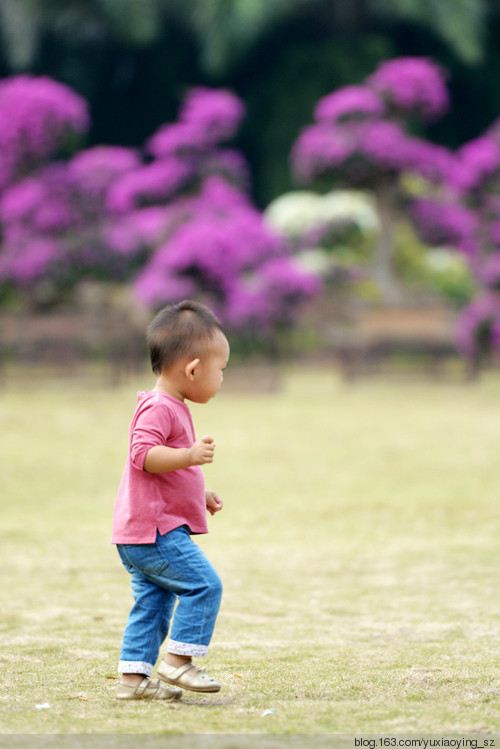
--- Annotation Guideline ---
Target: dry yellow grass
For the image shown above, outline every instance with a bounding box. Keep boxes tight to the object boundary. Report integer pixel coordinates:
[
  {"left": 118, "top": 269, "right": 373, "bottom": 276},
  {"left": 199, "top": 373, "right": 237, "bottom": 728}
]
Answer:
[{"left": 1, "top": 366, "right": 500, "bottom": 735}]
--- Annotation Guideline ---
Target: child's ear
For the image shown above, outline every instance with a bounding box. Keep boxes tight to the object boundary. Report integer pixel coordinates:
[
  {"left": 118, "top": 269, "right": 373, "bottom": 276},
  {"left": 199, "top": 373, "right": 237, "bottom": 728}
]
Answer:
[{"left": 185, "top": 358, "right": 200, "bottom": 381}]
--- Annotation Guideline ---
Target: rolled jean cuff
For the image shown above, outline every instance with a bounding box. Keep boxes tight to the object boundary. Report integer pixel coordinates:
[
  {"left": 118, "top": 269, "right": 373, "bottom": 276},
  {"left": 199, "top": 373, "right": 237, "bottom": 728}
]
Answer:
[
  {"left": 167, "top": 639, "right": 208, "bottom": 657},
  {"left": 118, "top": 660, "right": 153, "bottom": 677}
]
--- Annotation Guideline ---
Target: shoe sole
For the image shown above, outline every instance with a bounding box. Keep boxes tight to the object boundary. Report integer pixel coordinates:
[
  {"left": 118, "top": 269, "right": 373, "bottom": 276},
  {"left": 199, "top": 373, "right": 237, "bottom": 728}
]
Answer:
[
  {"left": 115, "top": 689, "right": 183, "bottom": 701},
  {"left": 115, "top": 694, "right": 182, "bottom": 701},
  {"left": 157, "top": 674, "right": 221, "bottom": 693}
]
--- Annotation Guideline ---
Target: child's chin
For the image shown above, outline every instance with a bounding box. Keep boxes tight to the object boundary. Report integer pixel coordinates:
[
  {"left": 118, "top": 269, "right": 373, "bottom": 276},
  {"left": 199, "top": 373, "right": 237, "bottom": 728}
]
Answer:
[{"left": 190, "top": 394, "right": 211, "bottom": 404}]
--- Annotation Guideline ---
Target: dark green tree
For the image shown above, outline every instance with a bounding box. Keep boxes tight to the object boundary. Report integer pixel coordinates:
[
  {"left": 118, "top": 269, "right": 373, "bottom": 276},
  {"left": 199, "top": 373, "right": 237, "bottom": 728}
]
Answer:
[
  {"left": 0, "top": 0, "right": 497, "bottom": 207},
  {"left": 0, "top": 0, "right": 490, "bottom": 74}
]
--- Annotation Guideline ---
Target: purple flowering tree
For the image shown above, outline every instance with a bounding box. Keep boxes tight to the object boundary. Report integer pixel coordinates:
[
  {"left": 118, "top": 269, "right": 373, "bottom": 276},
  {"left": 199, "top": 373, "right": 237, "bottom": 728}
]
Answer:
[
  {"left": 399, "top": 110, "right": 500, "bottom": 367},
  {"left": 107, "top": 87, "right": 321, "bottom": 336},
  {"left": 0, "top": 146, "right": 142, "bottom": 298},
  {"left": 446, "top": 129, "right": 500, "bottom": 363},
  {"left": 0, "top": 74, "right": 96, "bottom": 300},
  {"left": 0, "top": 75, "right": 89, "bottom": 191},
  {"left": 291, "top": 57, "right": 453, "bottom": 303},
  {"left": 0, "top": 80, "right": 320, "bottom": 338},
  {"left": 407, "top": 120, "right": 500, "bottom": 365}
]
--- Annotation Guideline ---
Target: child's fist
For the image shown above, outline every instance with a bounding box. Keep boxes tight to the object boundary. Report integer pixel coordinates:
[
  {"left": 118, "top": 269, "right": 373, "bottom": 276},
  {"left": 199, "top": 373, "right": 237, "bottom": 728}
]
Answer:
[
  {"left": 189, "top": 435, "right": 215, "bottom": 465},
  {"left": 206, "top": 490, "right": 223, "bottom": 516}
]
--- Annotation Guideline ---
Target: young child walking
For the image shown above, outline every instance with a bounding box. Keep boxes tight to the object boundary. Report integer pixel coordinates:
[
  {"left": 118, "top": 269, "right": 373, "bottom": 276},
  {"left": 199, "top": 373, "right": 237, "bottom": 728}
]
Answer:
[{"left": 112, "top": 300, "right": 230, "bottom": 701}]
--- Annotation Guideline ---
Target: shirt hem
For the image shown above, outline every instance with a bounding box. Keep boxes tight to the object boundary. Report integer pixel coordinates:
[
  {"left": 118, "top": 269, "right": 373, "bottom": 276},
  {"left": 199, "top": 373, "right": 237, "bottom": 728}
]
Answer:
[{"left": 111, "top": 524, "right": 208, "bottom": 545}]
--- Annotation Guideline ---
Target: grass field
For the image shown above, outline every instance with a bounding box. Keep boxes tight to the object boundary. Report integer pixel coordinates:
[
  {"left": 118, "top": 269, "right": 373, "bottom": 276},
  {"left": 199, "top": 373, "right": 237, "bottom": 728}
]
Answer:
[{"left": 1, "top": 365, "right": 500, "bottom": 736}]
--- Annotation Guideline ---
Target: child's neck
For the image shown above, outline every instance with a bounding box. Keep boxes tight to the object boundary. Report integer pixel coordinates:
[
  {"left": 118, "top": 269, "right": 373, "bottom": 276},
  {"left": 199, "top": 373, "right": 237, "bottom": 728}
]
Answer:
[{"left": 153, "top": 374, "right": 185, "bottom": 402}]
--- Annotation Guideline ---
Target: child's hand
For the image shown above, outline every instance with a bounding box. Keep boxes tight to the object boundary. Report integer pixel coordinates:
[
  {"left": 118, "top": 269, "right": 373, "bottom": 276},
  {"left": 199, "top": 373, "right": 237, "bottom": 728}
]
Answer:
[
  {"left": 189, "top": 435, "right": 215, "bottom": 465},
  {"left": 206, "top": 490, "right": 223, "bottom": 516}
]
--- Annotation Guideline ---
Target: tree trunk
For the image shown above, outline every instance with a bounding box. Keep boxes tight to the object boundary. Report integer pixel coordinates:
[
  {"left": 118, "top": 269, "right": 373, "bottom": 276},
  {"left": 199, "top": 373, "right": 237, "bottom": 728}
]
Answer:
[{"left": 372, "top": 182, "right": 405, "bottom": 305}]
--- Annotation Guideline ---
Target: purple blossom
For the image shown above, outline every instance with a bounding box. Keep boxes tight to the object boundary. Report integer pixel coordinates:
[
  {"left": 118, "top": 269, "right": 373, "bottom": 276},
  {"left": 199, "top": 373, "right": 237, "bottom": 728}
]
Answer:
[
  {"left": 134, "top": 261, "right": 197, "bottom": 307},
  {"left": 221, "top": 258, "right": 321, "bottom": 331},
  {"left": 0, "top": 237, "right": 61, "bottom": 285},
  {"left": 404, "top": 139, "right": 456, "bottom": 184},
  {"left": 104, "top": 206, "right": 176, "bottom": 255},
  {"left": 490, "top": 220, "right": 500, "bottom": 246},
  {"left": 145, "top": 95, "right": 249, "bottom": 196},
  {"left": 475, "top": 254, "right": 500, "bottom": 289},
  {"left": 0, "top": 177, "right": 46, "bottom": 224},
  {"left": 410, "top": 199, "right": 478, "bottom": 253},
  {"left": 0, "top": 93, "right": 136, "bottom": 292},
  {"left": 315, "top": 86, "right": 385, "bottom": 123},
  {"left": 132, "top": 177, "right": 319, "bottom": 330},
  {"left": 367, "top": 57, "right": 449, "bottom": 122},
  {"left": 0, "top": 158, "right": 132, "bottom": 287},
  {"left": 136, "top": 200, "right": 282, "bottom": 297},
  {"left": 131, "top": 172, "right": 297, "bottom": 319},
  {"left": 180, "top": 87, "right": 245, "bottom": 141},
  {"left": 291, "top": 123, "right": 355, "bottom": 183},
  {"left": 148, "top": 88, "right": 245, "bottom": 158},
  {"left": 481, "top": 194, "right": 500, "bottom": 220},
  {"left": 257, "top": 256, "right": 321, "bottom": 308},
  {"left": 0, "top": 75, "right": 89, "bottom": 190},
  {"left": 360, "top": 120, "right": 413, "bottom": 172},
  {"left": 0, "top": 165, "right": 78, "bottom": 234},
  {"left": 147, "top": 122, "right": 210, "bottom": 159},
  {"left": 69, "top": 146, "right": 141, "bottom": 199},
  {"left": 292, "top": 57, "right": 452, "bottom": 189},
  {"left": 292, "top": 119, "right": 433, "bottom": 186},
  {"left": 455, "top": 293, "right": 500, "bottom": 357},
  {"left": 201, "top": 149, "right": 250, "bottom": 190},
  {"left": 195, "top": 175, "right": 251, "bottom": 213},
  {"left": 451, "top": 136, "right": 500, "bottom": 195},
  {"left": 106, "top": 158, "right": 193, "bottom": 213}
]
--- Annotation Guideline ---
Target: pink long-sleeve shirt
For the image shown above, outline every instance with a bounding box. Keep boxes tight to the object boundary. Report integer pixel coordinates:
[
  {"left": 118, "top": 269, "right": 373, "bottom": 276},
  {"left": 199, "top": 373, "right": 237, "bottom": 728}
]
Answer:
[{"left": 111, "top": 391, "right": 208, "bottom": 544}]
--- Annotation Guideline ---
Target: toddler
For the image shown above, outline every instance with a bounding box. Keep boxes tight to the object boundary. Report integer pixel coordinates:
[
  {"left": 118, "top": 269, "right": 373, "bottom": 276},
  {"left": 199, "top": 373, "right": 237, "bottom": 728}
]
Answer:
[{"left": 112, "top": 300, "right": 230, "bottom": 700}]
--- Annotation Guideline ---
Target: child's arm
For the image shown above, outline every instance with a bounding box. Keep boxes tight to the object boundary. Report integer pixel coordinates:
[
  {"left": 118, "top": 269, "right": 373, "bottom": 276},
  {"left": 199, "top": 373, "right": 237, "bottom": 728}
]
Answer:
[{"left": 143, "top": 435, "right": 215, "bottom": 473}]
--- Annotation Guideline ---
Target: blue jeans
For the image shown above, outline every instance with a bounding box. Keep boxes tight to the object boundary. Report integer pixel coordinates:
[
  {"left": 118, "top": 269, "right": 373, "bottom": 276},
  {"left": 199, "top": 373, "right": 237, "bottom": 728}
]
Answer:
[{"left": 117, "top": 526, "right": 223, "bottom": 677}]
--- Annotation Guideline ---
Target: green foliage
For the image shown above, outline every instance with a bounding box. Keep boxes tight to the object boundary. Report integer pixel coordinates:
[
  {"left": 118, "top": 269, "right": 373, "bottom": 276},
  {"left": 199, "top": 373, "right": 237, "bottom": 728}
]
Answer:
[
  {"left": 172, "top": 0, "right": 489, "bottom": 72},
  {"left": 351, "top": 277, "right": 385, "bottom": 304},
  {"left": 30, "top": 0, "right": 163, "bottom": 44},
  {"left": 95, "top": 0, "right": 163, "bottom": 44},
  {"left": 166, "top": 0, "right": 316, "bottom": 75},
  {"left": 0, "top": 0, "right": 491, "bottom": 73},
  {"left": 393, "top": 222, "right": 477, "bottom": 305},
  {"left": 372, "top": 0, "right": 486, "bottom": 64}
]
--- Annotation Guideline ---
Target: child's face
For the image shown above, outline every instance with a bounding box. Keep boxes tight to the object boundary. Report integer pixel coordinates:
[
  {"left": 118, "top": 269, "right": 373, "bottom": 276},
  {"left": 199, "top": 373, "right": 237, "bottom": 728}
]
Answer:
[{"left": 188, "top": 332, "right": 230, "bottom": 403}]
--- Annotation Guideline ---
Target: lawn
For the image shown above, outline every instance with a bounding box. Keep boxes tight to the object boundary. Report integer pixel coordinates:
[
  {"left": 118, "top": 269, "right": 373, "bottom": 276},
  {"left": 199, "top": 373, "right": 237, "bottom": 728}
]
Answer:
[{"left": 1, "top": 365, "right": 500, "bottom": 736}]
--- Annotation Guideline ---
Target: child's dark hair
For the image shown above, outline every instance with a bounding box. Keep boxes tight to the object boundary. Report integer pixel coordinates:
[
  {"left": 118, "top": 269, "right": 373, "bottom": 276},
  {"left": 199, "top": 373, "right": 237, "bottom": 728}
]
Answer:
[{"left": 147, "top": 300, "right": 223, "bottom": 375}]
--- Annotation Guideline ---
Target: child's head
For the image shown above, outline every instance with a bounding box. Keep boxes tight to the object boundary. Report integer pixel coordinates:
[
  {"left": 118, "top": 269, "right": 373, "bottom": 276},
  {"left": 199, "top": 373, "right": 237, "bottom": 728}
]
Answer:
[{"left": 147, "top": 300, "right": 229, "bottom": 402}]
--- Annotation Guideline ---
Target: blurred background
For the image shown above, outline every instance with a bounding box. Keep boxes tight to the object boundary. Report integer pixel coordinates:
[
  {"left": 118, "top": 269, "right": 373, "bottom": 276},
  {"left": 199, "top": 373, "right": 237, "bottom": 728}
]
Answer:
[{"left": 1, "top": 0, "right": 500, "bottom": 383}]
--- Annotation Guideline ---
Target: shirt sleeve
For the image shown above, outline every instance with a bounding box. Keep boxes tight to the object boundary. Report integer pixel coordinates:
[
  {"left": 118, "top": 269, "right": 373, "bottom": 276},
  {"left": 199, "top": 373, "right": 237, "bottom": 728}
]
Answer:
[{"left": 130, "top": 401, "right": 173, "bottom": 471}]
